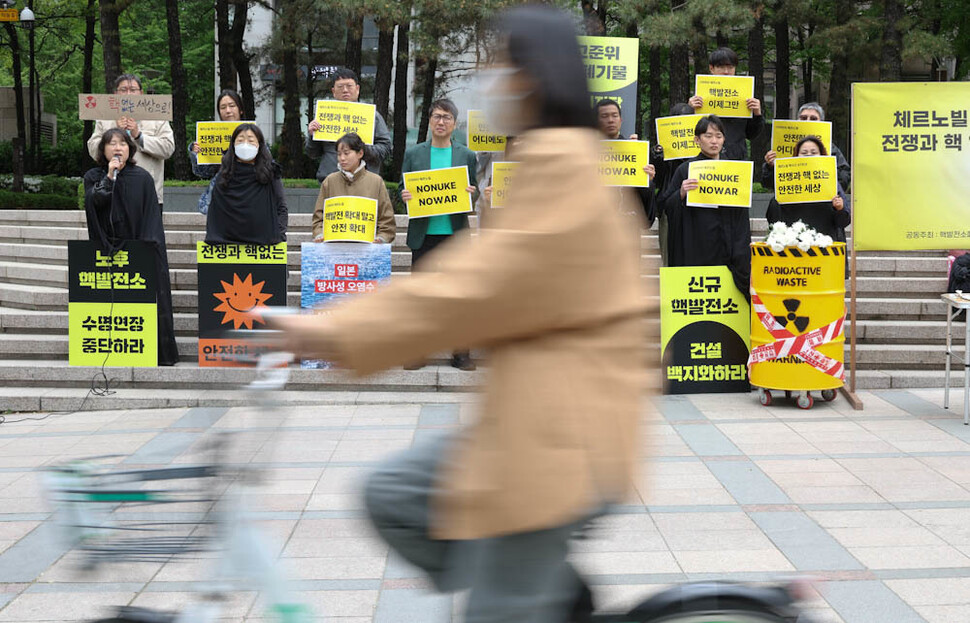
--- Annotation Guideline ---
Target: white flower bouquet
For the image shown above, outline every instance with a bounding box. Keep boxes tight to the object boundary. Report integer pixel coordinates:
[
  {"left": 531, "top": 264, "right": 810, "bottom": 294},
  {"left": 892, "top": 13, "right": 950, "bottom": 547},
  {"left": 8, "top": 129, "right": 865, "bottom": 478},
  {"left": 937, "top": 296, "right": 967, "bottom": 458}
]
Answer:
[{"left": 764, "top": 220, "right": 834, "bottom": 252}]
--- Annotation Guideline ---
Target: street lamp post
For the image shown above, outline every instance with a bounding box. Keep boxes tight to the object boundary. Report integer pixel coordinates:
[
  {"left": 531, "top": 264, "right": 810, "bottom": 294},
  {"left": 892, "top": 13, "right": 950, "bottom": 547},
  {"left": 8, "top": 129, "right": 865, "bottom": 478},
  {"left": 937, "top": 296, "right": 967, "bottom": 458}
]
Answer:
[{"left": 19, "top": 3, "right": 35, "bottom": 170}]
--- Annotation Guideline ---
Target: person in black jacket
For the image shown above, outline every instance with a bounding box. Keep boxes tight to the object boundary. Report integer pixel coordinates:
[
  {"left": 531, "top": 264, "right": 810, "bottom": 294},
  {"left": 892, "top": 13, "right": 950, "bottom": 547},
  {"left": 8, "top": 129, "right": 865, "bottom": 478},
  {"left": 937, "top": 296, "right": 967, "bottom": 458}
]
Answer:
[
  {"left": 595, "top": 98, "right": 656, "bottom": 226},
  {"left": 660, "top": 115, "right": 751, "bottom": 298},
  {"left": 761, "top": 102, "right": 852, "bottom": 191},
  {"left": 688, "top": 48, "right": 764, "bottom": 162},
  {"left": 83, "top": 128, "right": 179, "bottom": 366}
]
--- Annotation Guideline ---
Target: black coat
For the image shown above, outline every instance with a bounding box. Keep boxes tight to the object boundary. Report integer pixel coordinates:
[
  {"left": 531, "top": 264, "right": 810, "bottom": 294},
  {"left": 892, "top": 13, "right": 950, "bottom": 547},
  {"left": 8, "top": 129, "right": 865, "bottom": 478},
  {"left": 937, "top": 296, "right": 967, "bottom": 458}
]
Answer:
[
  {"left": 83, "top": 165, "right": 179, "bottom": 366},
  {"left": 205, "top": 161, "right": 287, "bottom": 245},
  {"left": 765, "top": 185, "right": 851, "bottom": 244},
  {"left": 721, "top": 114, "right": 765, "bottom": 161},
  {"left": 660, "top": 154, "right": 752, "bottom": 298}
]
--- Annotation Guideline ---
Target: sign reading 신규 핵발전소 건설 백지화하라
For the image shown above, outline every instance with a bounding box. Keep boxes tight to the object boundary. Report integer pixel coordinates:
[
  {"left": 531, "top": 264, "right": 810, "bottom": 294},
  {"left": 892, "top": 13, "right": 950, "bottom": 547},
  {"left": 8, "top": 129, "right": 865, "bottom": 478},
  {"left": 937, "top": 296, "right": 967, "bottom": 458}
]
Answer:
[{"left": 578, "top": 36, "right": 639, "bottom": 139}]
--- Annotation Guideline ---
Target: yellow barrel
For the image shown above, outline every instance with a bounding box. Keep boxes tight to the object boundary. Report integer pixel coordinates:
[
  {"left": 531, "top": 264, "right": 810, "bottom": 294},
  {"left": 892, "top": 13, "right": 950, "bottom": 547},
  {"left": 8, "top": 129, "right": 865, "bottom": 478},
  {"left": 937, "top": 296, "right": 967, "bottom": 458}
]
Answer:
[{"left": 749, "top": 242, "right": 846, "bottom": 391}]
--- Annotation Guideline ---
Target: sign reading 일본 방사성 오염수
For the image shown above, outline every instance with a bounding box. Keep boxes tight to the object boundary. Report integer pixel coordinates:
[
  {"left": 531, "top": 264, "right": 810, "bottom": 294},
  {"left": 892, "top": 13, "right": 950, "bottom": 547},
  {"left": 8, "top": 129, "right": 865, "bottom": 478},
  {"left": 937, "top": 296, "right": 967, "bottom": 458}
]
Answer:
[
  {"left": 322, "top": 196, "right": 377, "bottom": 242},
  {"left": 660, "top": 266, "right": 751, "bottom": 394},
  {"left": 774, "top": 156, "right": 838, "bottom": 204},
  {"left": 195, "top": 121, "right": 248, "bottom": 165},
  {"left": 686, "top": 159, "right": 753, "bottom": 208},
  {"left": 771, "top": 120, "right": 832, "bottom": 159},
  {"left": 599, "top": 140, "right": 650, "bottom": 187},
  {"left": 312, "top": 100, "right": 376, "bottom": 145},
  {"left": 655, "top": 114, "right": 703, "bottom": 161},
  {"left": 403, "top": 166, "right": 473, "bottom": 218},
  {"left": 68, "top": 241, "right": 158, "bottom": 367},
  {"left": 78, "top": 94, "right": 173, "bottom": 121},
  {"left": 853, "top": 82, "right": 970, "bottom": 251},
  {"left": 467, "top": 110, "right": 507, "bottom": 152},
  {"left": 694, "top": 75, "right": 754, "bottom": 118},
  {"left": 490, "top": 162, "right": 520, "bottom": 208},
  {"left": 197, "top": 242, "right": 288, "bottom": 367},
  {"left": 300, "top": 242, "right": 392, "bottom": 369},
  {"left": 578, "top": 36, "right": 639, "bottom": 139}
]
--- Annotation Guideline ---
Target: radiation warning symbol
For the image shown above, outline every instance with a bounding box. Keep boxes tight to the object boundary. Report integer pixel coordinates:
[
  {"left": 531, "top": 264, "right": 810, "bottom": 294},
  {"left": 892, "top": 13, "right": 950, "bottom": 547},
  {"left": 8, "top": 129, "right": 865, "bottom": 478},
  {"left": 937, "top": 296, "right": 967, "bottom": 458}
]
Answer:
[
  {"left": 773, "top": 298, "right": 810, "bottom": 333},
  {"left": 213, "top": 273, "right": 273, "bottom": 329}
]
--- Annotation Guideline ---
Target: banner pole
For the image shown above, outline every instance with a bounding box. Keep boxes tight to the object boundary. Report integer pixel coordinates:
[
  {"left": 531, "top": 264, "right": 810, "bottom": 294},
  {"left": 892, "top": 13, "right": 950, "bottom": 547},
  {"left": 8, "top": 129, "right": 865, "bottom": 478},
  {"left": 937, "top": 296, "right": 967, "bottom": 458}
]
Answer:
[{"left": 841, "top": 83, "right": 864, "bottom": 410}]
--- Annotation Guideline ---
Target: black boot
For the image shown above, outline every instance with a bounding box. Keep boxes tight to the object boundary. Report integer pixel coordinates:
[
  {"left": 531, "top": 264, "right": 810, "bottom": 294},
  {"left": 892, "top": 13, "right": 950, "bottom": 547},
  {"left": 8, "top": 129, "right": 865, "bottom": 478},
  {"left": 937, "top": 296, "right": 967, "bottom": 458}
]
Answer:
[{"left": 567, "top": 577, "right": 595, "bottom": 622}]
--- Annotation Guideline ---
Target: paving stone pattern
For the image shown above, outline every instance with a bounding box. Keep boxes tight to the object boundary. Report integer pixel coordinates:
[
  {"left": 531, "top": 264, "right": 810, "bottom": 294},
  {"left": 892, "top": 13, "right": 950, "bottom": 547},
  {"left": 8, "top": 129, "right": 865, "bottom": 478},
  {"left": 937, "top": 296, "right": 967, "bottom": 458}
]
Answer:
[{"left": 1, "top": 389, "right": 969, "bottom": 621}]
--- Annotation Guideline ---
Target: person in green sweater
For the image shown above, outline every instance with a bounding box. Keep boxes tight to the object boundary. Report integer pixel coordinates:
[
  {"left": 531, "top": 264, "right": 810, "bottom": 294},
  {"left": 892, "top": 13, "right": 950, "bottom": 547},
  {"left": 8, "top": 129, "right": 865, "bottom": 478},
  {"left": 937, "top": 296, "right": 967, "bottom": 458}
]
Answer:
[{"left": 400, "top": 98, "right": 480, "bottom": 371}]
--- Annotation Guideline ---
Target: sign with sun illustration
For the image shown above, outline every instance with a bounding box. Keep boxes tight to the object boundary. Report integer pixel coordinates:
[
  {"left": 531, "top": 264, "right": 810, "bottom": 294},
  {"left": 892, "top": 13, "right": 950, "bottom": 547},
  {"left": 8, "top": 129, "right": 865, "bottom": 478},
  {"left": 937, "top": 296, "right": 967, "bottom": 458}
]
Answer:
[{"left": 197, "top": 242, "right": 287, "bottom": 367}]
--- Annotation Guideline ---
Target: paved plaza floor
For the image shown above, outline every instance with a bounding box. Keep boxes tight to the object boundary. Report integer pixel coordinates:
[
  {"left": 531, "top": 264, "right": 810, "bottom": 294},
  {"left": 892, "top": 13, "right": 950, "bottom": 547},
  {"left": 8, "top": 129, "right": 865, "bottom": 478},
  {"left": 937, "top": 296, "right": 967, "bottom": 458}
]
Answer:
[{"left": 1, "top": 388, "right": 969, "bottom": 622}]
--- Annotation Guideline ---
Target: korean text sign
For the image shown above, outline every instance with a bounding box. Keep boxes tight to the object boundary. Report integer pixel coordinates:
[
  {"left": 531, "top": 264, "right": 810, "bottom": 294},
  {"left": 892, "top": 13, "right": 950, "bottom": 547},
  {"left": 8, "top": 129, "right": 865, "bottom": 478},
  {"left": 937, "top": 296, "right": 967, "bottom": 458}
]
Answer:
[
  {"left": 313, "top": 100, "right": 376, "bottom": 145},
  {"left": 774, "top": 156, "right": 838, "bottom": 204},
  {"left": 467, "top": 110, "right": 507, "bottom": 152},
  {"left": 578, "top": 36, "right": 639, "bottom": 138},
  {"left": 686, "top": 160, "right": 753, "bottom": 208},
  {"left": 490, "top": 162, "right": 520, "bottom": 208},
  {"left": 195, "top": 121, "right": 247, "bottom": 165},
  {"left": 403, "top": 166, "right": 473, "bottom": 218},
  {"left": 78, "top": 94, "right": 174, "bottom": 121},
  {"left": 694, "top": 75, "right": 754, "bottom": 118},
  {"left": 322, "top": 196, "right": 378, "bottom": 242},
  {"left": 771, "top": 120, "right": 832, "bottom": 158},
  {"left": 599, "top": 140, "right": 650, "bottom": 187},
  {"left": 655, "top": 115, "right": 704, "bottom": 160}
]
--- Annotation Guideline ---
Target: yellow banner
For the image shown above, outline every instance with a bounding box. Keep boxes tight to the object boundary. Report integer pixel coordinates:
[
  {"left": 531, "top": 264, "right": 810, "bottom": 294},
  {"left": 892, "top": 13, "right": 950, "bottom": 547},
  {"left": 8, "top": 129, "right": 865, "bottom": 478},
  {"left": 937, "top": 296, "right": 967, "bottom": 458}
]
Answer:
[
  {"left": 467, "top": 110, "right": 506, "bottom": 152},
  {"left": 312, "top": 100, "right": 376, "bottom": 144},
  {"left": 655, "top": 114, "right": 703, "bottom": 160},
  {"left": 69, "top": 302, "right": 157, "bottom": 367},
  {"left": 195, "top": 121, "right": 247, "bottom": 165},
  {"left": 774, "top": 156, "right": 838, "bottom": 204},
  {"left": 197, "top": 242, "right": 288, "bottom": 264},
  {"left": 771, "top": 120, "right": 832, "bottom": 158},
  {"left": 854, "top": 82, "right": 970, "bottom": 250},
  {"left": 403, "top": 166, "right": 473, "bottom": 218},
  {"left": 577, "top": 36, "right": 639, "bottom": 92},
  {"left": 694, "top": 75, "right": 753, "bottom": 118},
  {"left": 599, "top": 140, "right": 650, "bottom": 187},
  {"left": 323, "top": 196, "right": 378, "bottom": 242},
  {"left": 490, "top": 162, "right": 520, "bottom": 208},
  {"left": 686, "top": 160, "right": 753, "bottom": 208}
]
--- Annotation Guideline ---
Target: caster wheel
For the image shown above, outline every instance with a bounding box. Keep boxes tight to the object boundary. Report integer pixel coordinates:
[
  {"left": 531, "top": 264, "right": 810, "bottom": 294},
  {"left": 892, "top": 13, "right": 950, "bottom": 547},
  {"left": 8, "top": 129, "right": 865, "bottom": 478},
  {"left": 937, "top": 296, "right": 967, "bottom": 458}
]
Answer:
[
  {"left": 821, "top": 389, "right": 837, "bottom": 402},
  {"left": 797, "top": 394, "right": 814, "bottom": 410},
  {"left": 758, "top": 389, "right": 772, "bottom": 406}
]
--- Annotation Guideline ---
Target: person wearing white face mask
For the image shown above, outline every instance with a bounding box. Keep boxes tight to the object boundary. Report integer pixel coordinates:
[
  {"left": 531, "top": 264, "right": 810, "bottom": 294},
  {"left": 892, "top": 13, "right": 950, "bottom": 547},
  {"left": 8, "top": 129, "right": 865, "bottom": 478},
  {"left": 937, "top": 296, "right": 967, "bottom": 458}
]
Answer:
[{"left": 204, "top": 123, "right": 287, "bottom": 245}]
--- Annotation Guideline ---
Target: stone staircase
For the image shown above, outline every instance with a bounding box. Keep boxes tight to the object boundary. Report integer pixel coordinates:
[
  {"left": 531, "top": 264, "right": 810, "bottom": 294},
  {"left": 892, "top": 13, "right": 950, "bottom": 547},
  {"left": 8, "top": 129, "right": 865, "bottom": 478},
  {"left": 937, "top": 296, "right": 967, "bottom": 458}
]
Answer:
[{"left": 0, "top": 209, "right": 960, "bottom": 411}]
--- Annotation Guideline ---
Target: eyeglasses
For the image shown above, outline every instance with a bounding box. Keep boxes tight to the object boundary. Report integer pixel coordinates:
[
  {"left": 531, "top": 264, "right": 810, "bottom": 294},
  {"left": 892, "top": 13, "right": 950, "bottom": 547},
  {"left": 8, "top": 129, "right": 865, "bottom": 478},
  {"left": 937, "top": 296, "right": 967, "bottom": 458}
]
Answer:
[
  {"left": 334, "top": 83, "right": 357, "bottom": 92},
  {"left": 431, "top": 114, "right": 454, "bottom": 123},
  {"left": 116, "top": 87, "right": 141, "bottom": 94}
]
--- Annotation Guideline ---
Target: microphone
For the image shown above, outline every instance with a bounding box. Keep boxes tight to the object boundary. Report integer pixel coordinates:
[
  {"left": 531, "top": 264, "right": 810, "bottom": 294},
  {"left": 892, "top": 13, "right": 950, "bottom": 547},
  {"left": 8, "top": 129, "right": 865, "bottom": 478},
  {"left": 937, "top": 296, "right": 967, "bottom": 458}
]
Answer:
[{"left": 110, "top": 155, "right": 121, "bottom": 180}]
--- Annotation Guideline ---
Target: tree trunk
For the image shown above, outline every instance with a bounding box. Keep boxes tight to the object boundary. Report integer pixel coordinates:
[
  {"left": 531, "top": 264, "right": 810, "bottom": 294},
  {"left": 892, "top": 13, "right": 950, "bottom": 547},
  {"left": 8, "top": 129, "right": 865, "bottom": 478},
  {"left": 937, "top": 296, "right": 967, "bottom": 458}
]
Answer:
[
  {"left": 374, "top": 20, "right": 395, "bottom": 120},
  {"left": 306, "top": 29, "right": 316, "bottom": 126},
  {"left": 828, "top": 0, "right": 853, "bottom": 163},
  {"left": 98, "top": 0, "right": 126, "bottom": 91},
  {"left": 748, "top": 8, "right": 767, "bottom": 180},
  {"left": 3, "top": 24, "right": 26, "bottom": 155},
  {"left": 416, "top": 56, "right": 437, "bottom": 144},
  {"left": 391, "top": 20, "right": 410, "bottom": 181},
  {"left": 82, "top": 0, "right": 96, "bottom": 151},
  {"left": 692, "top": 15, "right": 708, "bottom": 76},
  {"left": 670, "top": 44, "right": 690, "bottom": 106},
  {"left": 164, "top": 0, "right": 191, "bottom": 180},
  {"left": 216, "top": 0, "right": 235, "bottom": 91},
  {"left": 230, "top": 1, "right": 254, "bottom": 118},
  {"left": 344, "top": 13, "right": 363, "bottom": 77},
  {"left": 649, "top": 45, "right": 662, "bottom": 139},
  {"left": 279, "top": 0, "right": 304, "bottom": 176},
  {"left": 774, "top": 14, "right": 790, "bottom": 119},
  {"left": 880, "top": 0, "right": 903, "bottom": 81}
]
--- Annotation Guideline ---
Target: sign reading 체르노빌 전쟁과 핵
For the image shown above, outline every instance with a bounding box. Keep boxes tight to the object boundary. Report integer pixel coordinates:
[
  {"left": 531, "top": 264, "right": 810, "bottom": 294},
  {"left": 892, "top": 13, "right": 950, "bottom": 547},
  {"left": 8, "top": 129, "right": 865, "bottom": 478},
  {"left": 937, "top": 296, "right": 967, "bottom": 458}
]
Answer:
[
  {"left": 853, "top": 82, "right": 970, "bottom": 250},
  {"left": 578, "top": 36, "right": 639, "bottom": 139}
]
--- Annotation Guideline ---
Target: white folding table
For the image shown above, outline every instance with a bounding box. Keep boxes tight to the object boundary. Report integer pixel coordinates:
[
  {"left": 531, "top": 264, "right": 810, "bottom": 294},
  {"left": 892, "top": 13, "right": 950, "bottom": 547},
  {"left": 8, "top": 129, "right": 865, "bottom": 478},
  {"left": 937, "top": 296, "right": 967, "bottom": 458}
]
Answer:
[{"left": 942, "top": 292, "right": 970, "bottom": 425}]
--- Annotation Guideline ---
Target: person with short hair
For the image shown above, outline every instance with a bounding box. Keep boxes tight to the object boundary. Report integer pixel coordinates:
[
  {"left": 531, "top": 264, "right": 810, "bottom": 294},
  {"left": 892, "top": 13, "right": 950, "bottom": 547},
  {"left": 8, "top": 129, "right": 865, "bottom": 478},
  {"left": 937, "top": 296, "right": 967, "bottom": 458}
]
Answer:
[
  {"left": 653, "top": 103, "right": 697, "bottom": 266},
  {"left": 83, "top": 128, "right": 178, "bottom": 366},
  {"left": 761, "top": 102, "right": 852, "bottom": 191},
  {"left": 399, "top": 98, "right": 479, "bottom": 371},
  {"left": 311, "top": 132, "right": 396, "bottom": 244},
  {"left": 594, "top": 98, "right": 656, "bottom": 227},
  {"left": 305, "top": 68, "right": 392, "bottom": 183},
  {"left": 661, "top": 114, "right": 751, "bottom": 297},
  {"left": 688, "top": 48, "right": 764, "bottom": 162},
  {"left": 87, "top": 74, "right": 175, "bottom": 209},
  {"left": 204, "top": 123, "right": 287, "bottom": 245}
]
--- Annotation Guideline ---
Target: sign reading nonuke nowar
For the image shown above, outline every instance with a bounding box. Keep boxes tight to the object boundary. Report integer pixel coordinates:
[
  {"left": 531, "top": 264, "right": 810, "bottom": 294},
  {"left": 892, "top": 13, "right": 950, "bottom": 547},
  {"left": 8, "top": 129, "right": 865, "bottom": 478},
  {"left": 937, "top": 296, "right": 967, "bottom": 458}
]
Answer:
[
  {"left": 403, "top": 166, "right": 473, "bottom": 218},
  {"left": 686, "top": 160, "right": 753, "bottom": 208},
  {"left": 774, "top": 156, "right": 838, "bottom": 204},
  {"left": 599, "top": 140, "right": 650, "bottom": 187},
  {"left": 312, "top": 100, "right": 376, "bottom": 144},
  {"left": 694, "top": 75, "right": 754, "bottom": 118},
  {"left": 323, "top": 196, "right": 377, "bottom": 242}
]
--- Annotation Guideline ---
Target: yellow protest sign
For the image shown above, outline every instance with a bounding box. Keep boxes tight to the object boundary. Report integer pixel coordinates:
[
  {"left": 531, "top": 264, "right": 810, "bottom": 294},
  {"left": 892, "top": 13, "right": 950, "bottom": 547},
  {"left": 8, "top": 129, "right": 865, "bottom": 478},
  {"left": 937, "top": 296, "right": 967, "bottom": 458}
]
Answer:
[
  {"left": 196, "top": 242, "right": 288, "bottom": 264},
  {"left": 694, "top": 75, "right": 754, "bottom": 118},
  {"left": 686, "top": 160, "right": 753, "bottom": 208},
  {"left": 655, "top": 115, "right": 703, "bottom": 160},
  {"left": 774, "top": 156, "right": 838, "bottom": 204},
  {"left": 771, "top": 120, "right": 832, "bottom": 158},
  {"left": 853, "top": 82, "right": 970, "bottom": 250},
  {"left": 490, "top": 162, "right": 520, "bottom": 208},
  {"left": 403, "top": 166, "right": 473, "bottom": 218},
  {"left": 69, "top": 302, "right": 158, "bottom": 367},
  {"left": 322, "top": 196, "right": 378, "bottom": 242},
  {"left": 312, "top": 100, "right": 376, "bottom": 144},
  {"left": 195, "top": 121, "right": 247, "bottom": 165},
  {"left": 467, "top": 110, "right": 506, "bottom": 152},
  {"left": 599, "top": 140, "right": 650, "bottom": 187},
  {"left": 578, "top": 36, "right": 639, "bottom": 138}
]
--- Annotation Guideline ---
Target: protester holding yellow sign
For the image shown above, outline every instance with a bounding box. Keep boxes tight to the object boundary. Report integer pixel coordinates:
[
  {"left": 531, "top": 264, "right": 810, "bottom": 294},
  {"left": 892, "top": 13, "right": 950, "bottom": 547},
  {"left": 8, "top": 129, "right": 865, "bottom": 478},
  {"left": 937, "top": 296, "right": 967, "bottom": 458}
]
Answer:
[
  {"left": 596, "top": 99, "right": 656, "bottom": 227},
  {"left": 403, "top": 167, "right": 474, "bottom": 218},
  {"left": 688, "top": 48, "right": 764, "bottom": 162},
  {"left": 660, "top": 114, "right": 752, "bottom": 297},
  {"left": 319, "top": 197, "right": 378, "bottom": 243},
  {"left": 655, "top": 113, "right": 704, "bottom": 161},
  {"left": 189, "top": 89, "right": 244, "bottom": 178},
  {"left": 312, "top": 100, "right": 376, "bottom": 144},
  {"left": 312, "top": 133, "right": 396, "bottom": 244},
  {"left": 767, "top": 136, "right": 849, "bottom": 244},
  {"left": 488, "top": 161, "right": 520, "bottom": 209},
  {"left": 762, "top": 102, "right": 851, "bottom": 191}
]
